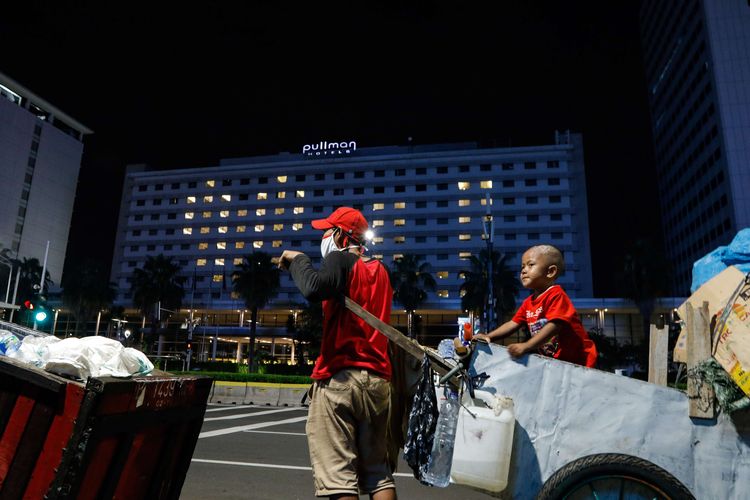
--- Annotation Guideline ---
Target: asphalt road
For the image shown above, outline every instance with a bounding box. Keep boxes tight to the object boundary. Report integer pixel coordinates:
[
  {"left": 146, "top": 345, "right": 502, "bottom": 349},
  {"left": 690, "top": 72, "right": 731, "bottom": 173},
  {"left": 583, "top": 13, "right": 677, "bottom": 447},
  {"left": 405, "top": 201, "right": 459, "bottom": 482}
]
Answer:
[{"left": 181, "top": 403, "right": 493, "bottom": 499}]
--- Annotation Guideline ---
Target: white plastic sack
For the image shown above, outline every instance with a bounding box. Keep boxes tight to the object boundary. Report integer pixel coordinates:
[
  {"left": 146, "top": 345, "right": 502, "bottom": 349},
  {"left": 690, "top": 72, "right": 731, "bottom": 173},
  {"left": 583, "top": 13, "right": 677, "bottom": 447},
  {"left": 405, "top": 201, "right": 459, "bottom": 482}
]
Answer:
[
  {"left": 8, "top": 335, "right": 61, "bottom": 367},
  {"left": 41, "top": 336, "right": 153, "bottom": 379}
]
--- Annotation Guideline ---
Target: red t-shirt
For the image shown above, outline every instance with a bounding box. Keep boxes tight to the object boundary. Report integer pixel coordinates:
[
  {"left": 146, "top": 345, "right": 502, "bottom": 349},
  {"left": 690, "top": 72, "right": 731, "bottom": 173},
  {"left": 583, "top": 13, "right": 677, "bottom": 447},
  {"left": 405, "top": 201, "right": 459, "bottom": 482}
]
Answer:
[
  {"left": 512, "top": 285, "right": 598, "bottom": 367},
  {"left": 313, "top": 258, "right": 392, "bottom": 380}
]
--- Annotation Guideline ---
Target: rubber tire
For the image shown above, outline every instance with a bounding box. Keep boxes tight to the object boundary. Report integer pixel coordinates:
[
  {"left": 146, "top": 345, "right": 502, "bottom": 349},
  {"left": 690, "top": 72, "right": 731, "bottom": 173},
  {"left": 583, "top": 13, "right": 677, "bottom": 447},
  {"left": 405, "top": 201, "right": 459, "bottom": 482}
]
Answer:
[{"left": 536, "top": 453, "right": 695, "bottom": 500}]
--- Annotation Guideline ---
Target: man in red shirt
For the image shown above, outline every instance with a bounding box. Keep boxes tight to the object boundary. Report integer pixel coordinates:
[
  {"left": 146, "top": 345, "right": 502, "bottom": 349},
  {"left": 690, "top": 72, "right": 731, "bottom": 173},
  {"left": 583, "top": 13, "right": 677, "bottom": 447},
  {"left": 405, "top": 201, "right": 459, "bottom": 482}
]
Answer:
[
  {"left": 279, "top": 207, "right": 396, "bottom": 500},
  {"left": 474, "top": 244, "right": 598, "bottom": 367}
]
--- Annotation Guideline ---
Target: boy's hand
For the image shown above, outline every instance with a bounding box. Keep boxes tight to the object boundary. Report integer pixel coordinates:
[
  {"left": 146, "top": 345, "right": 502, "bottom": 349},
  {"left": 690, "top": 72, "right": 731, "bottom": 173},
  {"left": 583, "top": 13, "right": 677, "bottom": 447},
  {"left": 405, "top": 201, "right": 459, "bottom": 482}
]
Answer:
[
  {"left": 473, "top": 333, "right": 492, "bottom": 343},
  {"left": 507, "top": 342, "right": 531, "bottom": 357}
]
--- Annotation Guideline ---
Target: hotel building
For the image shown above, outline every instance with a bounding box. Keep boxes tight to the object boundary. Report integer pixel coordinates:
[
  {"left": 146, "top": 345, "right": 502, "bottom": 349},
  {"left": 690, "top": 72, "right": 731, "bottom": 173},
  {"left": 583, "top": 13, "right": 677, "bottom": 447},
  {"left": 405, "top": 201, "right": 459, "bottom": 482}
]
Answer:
[
  {"left": 0, "top": 72, "right": 92, "bottom": 285},
  {"left": 639, "top": 0, "right": 750, "bottom": 294}
]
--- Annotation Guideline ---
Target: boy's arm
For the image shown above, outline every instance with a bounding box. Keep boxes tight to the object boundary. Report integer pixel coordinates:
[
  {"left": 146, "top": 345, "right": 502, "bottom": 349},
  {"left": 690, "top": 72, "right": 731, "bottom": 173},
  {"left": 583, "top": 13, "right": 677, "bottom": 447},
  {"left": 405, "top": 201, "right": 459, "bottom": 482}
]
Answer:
[
  {"left": 507, "top": 320, "right": 561, "bottom": 357},
  {"left": 474, "top": 320, "right": 521, "bottom": 343}
]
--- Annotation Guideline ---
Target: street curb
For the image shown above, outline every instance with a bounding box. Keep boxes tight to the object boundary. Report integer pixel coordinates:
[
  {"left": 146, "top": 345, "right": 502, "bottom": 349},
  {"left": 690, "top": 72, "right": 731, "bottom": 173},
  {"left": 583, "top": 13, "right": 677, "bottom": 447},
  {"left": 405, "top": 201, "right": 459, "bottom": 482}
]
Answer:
[{"left": 209, "top": 381, "right": 309, "bottom": 406}]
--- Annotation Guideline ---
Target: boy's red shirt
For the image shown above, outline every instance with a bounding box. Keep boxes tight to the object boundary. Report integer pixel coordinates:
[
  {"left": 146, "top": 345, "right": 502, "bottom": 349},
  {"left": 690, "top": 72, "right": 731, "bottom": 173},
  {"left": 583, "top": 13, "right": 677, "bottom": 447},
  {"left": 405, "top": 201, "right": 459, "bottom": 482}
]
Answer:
[{"left": 512, "top": 285, "right": 598, "bottom": 367}]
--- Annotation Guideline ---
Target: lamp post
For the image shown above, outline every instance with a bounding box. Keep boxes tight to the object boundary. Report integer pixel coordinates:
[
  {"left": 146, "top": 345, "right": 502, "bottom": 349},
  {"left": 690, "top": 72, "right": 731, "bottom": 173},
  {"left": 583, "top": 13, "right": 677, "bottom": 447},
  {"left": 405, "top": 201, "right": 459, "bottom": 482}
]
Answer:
[{"left": 481, "top": 193, "right": 495, "bottom": 330}]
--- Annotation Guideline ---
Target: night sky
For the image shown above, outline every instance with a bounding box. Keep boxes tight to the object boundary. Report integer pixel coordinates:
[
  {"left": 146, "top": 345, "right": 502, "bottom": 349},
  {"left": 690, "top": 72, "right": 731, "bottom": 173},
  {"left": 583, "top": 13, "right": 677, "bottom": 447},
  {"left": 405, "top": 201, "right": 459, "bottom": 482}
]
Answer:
[{"left": 0, "top": 3, "right": 660, "bottom": 296}]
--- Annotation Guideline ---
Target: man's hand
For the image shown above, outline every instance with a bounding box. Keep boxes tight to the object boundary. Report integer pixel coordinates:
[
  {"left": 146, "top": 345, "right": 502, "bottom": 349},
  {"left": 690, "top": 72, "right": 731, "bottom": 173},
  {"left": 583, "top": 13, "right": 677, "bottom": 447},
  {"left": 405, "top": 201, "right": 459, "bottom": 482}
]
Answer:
[
  {"left": 507, "top": 342, "right": 531, "bottom": 358},
  {"left": 278, "top": 250, "right": 303, "bottom": 270}
]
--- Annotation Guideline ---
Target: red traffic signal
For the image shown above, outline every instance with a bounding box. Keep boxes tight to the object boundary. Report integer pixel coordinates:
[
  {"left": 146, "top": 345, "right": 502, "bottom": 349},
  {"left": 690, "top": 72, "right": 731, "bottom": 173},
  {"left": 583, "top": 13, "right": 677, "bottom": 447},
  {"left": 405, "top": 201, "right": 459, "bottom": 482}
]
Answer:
[{"left": 23, "top": 300, "right": 34, "bottom": 310}]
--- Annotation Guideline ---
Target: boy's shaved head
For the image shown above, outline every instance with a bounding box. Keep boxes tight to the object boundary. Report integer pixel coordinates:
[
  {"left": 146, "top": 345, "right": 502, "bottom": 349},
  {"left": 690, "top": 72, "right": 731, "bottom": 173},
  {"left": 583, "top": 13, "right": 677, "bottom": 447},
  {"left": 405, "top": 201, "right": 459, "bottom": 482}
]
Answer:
[{"left": 528, "top": 245, "right": 565, "bottom": 275}]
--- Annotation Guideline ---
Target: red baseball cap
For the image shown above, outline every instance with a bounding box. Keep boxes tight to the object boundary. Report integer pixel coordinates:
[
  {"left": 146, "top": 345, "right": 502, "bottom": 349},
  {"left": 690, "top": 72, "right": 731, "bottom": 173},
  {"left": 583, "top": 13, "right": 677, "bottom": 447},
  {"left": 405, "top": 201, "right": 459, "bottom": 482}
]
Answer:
[{"left": 311, "top": 206, "right": 368, "bottom": 240}]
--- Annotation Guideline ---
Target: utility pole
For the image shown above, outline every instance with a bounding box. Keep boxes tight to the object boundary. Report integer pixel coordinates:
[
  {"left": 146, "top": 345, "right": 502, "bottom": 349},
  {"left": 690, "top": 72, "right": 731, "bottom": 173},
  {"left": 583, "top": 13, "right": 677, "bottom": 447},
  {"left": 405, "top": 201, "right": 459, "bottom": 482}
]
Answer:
[{"left": 482, "top": 193, "right": 495, "bottom": 330}]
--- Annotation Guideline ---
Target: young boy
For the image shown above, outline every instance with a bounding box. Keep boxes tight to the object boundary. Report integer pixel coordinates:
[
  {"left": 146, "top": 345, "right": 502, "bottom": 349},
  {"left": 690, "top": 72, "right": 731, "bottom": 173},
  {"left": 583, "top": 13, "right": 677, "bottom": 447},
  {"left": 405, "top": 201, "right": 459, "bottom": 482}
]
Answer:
[{"left": 474, "top": 244, "right": 598, "bottom": 367}]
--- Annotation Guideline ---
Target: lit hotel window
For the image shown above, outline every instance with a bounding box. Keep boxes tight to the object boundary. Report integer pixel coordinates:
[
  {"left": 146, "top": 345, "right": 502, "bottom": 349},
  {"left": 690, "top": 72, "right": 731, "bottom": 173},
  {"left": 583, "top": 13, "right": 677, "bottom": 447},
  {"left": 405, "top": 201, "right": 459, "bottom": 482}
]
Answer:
[
  {"left": 437, "top": 271, "right": 449, "bottom": 279},
  {"left": 394, "top": 202, "right": 406, "bottom": 209},
  {"left": 481, "top": 197, "right": 494, "bottom": 206},
  {"left": 480, "top": 180, "right": 493, "bottom": 189},
  {"left": 238, "top": 209, "right": 248, "bottom": 217},
  {"left": 373, "top": 203, "right": 384, "bottom": 211},
  {"left": 393, "top": 254, "right": 404, "bottom": 260},
  {"left": 235, "top": 242, "right": 245, "bottom": 249},
  {"left": 220, "top": 210, "right": 229, "bottom": 218},
  {"left": 234, "top": 258, "right": 243, "bottom": 265},
  {"left": 459, "top": 234, "right": 471, "bottom": 241},
  {"left": 459, "top": 252, "right": 472, "bottom": 259},
  {"left": 394, "top": 236, "right": 406, "bottom": 244},
  {"left": 272, "top": 240, "right": 283, "bottom": 248},
  {"left": 200, "top": 227, "right": 210, "bottom": 234},
  {"left": 256, "top": 208, "right": 266, "bottom": 216},
  {"left": 277, "top": 176, "right": 287, "bottom": 183},
  {"left": 213, "top": 274, "right": 223, "bottom": 282},
  {"left": 221, "top": 194, "right": 231, "bottom": 202},
  {"left": 394, "top": 219, "right": 405, "bottom": 226},
  {"left": 215, "top": 258, "right": 225, "bottom": 266},
  {"left": 204, "top": 195, "right": 213, "bottom": 203},
  {"left": 216, "top": 242, "right": 227, "bottom": 250},
  {"left": 458, "top": 182, "right": 470, "bottom": 191},
  {"left": 373, "top": 236, "right": 384, "bottom": 244},
  {"left": 187, "top": 196, "right": 196, "bottom": 204},
  {"left": 292, "top": 223, "right": 303, "bottom": 231},
  {"left": 373, "top": 254, "right": 383, "bottom": 259},
  {"left": 198, "top": 243, "right": 208, "bottom": 250},
  {"left": 255, "top": 225, "right": 264, "bottom": 232},
  {"left": 274, "top": 224, "right": 284, "bottom": 231},
  {"left": 206, "top": 180, "right": 215, "bottom": 187},
  {"left": 203, "top": 211, "right": 212, "bottom": 218},
  {"left": 459, "top": 217, "right": 471, "bottom": 224},
  {"left": 197, "top": 259, "right": 206, "bottom": 266},
  {"left": 236, "top": 225, "right": 246, "bottom": 233},
  {"left": 258, "top": 192, "right": 267, "bottom": 200},
  {"left": 294, "top": 206, "right": 304, "bottom": 214},
  {"left": 373, "top": 220, "right": 384, "bottom": 227},
  {"left": 218, "top": 226, "right": 228, "bottom": 234},
  {"left": 458, "top": 199, "right": 470, "bottom": 207},
  {"left": 277, "top": 191, "right": 286, "bottom": 199},
  {"left": 296, "top": 190, "right": 305, "bottom": 198},
  {"left": 253, "top": 241, "right": 263, "bottom": 248},
  {"left": 437, "top": 290, "right": 449, "bottom": 298},
  {"left": 184, "top": 212, "right": 194, "bottom": 220},
  {"left": 275, "top": 208, "right": 285, "bottom": 215},
  {"left": 183, "top": 227, "right": 192, "bottom": 235}
]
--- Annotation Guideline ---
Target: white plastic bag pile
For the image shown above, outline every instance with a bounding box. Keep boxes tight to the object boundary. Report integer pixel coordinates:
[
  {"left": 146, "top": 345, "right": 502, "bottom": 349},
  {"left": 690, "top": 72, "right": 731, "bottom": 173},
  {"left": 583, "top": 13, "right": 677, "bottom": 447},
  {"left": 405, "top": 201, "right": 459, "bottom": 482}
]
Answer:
[{"left": 6, "top": 334, "right": 153, "bottom": 380}]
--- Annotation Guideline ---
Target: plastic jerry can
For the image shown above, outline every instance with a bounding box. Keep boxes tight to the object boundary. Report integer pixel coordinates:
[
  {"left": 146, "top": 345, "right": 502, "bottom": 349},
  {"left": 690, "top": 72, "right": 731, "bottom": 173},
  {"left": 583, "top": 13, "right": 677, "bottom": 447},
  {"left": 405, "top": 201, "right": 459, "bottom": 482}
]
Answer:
[{"left": 450, "top": 394, "right": 515, "bottom": 492}]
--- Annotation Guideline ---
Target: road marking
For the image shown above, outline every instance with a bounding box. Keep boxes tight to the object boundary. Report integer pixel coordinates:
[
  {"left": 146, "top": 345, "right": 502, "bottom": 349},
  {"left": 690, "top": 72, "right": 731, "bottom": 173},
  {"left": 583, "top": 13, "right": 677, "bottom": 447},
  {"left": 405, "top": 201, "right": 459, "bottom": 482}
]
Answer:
[
  {"left": 206, "top": 405, "right": 253, "bottom": 413},
  {"left": 190, "top": 458, "right": 413, "bottom": 477},
  {"left": 243, "top": 430, "right": 306, "bottom": 436},
  {"left": 199, "top": 415, "right": 308, "bottom": 438},
  {"left": 204, "top": 407, "right": 305, "bottom": 422}
]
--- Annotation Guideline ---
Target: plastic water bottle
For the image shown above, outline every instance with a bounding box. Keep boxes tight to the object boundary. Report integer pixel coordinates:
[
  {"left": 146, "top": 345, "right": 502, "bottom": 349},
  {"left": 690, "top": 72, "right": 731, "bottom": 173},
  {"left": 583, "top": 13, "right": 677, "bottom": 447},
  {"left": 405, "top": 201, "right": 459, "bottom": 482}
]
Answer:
[
  {"left": 422, "top": 389, "right": 460, "bottom": 487},
  {"left": 0, "top": 331, "right": 20, "bottom": 356}
]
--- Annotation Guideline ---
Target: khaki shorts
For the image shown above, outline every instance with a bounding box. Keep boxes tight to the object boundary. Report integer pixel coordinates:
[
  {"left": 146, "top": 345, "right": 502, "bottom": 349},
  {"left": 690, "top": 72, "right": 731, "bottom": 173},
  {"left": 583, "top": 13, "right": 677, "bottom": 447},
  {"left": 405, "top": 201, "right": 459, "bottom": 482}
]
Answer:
[{"left": 306, "top": 369, "right": 394, "bottom": 497}]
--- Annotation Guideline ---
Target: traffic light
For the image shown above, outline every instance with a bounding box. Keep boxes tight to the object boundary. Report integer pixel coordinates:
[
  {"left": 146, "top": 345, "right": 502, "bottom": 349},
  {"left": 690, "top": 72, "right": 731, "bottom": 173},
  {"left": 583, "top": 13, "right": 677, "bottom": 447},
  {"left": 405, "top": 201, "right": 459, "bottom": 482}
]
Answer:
[
  {"left": 185, "top": 339, "right": 192, "bottom": 352},
  {"left": 24, "top": 296, "right": 49, "bottom": 324}
]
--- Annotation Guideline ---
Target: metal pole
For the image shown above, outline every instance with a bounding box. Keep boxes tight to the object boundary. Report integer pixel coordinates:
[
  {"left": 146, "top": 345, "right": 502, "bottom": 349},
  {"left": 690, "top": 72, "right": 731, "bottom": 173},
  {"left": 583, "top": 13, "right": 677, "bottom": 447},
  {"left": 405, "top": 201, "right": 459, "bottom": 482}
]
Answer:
[
  {"left": 2, "top": 261, "right": 11, "bottom": 303},
  {"left": 39, "top": 240, "right": 50, "bottom": 292},
  {"left": 9, "top": 268, "right": 20, "bottom": 322},
  {"left": 52, "top": 309, "right": 59, "bottom": 335},
  {"left": 95, "top": 310, "right": 101, "bottom": 335}
]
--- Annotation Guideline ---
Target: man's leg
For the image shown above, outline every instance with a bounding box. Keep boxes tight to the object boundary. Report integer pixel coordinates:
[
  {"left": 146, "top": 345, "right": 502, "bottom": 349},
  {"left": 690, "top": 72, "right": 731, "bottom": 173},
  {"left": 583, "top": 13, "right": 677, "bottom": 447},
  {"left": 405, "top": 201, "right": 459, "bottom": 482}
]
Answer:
[{"left": 371, "top": 487, "right": 397, "bottom": 500}]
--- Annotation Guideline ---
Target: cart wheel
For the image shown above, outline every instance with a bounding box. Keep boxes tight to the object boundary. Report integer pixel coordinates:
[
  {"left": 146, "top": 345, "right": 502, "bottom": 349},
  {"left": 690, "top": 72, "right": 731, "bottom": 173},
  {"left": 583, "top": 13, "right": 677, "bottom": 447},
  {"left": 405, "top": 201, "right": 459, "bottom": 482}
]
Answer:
[{"left": 536, "top": 453, "right": 694, "bottom": 500}]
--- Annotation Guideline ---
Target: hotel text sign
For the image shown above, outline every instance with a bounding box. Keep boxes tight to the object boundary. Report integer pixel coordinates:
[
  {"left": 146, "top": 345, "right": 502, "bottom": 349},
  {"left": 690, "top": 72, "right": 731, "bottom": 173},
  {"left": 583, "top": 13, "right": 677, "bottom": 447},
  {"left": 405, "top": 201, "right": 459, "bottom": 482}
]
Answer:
[{"left": 302, "top": 140, "right": 357, "bottom": 157}]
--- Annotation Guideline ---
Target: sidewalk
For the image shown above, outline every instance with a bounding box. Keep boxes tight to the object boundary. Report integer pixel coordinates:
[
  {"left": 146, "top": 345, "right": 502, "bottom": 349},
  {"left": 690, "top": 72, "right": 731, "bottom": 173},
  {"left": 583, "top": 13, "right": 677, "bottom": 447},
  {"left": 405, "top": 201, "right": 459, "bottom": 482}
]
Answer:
[{"left": 209, "top": 380, "right": 310, "bottom": 406}]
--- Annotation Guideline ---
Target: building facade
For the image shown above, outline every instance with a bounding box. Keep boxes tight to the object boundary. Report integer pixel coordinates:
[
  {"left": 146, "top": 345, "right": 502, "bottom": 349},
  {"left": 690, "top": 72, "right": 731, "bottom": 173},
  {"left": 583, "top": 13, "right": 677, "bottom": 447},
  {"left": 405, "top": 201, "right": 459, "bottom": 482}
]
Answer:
[
  {"left": 639, "top": 0, "right": 750, "bottom": 294},
  {"left": 0, "top": 72, "right": 92, "bottom": 284},
  {"left": 111, "top": 133, "right": 593, "bottom": 318}
]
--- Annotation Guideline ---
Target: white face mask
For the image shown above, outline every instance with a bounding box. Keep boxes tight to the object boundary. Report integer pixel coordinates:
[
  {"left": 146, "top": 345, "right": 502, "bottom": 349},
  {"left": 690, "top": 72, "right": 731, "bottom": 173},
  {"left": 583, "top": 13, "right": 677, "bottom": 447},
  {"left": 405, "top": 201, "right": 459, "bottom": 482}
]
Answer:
[{"left": 320, "top": 231, "right": 341, "bottom": 259}]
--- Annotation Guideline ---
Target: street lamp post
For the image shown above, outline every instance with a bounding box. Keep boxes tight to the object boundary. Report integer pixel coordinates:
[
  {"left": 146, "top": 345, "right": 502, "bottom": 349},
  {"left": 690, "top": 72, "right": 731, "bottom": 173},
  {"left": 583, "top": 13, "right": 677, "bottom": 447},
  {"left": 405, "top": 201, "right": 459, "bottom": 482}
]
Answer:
[{"left": 481, "top": 193, "right": 495, "bottom": 330}]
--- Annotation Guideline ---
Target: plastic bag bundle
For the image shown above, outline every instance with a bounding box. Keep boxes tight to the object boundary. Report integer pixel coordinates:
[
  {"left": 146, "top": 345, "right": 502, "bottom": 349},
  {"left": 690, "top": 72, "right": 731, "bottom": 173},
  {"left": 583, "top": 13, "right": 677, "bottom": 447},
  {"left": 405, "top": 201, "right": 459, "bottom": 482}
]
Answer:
[
  {"left": 9, "top": 335, "right": 61, "bottom": 367},
  {"left": 403, "top": 355, "right": 439, "bottom": 484}
]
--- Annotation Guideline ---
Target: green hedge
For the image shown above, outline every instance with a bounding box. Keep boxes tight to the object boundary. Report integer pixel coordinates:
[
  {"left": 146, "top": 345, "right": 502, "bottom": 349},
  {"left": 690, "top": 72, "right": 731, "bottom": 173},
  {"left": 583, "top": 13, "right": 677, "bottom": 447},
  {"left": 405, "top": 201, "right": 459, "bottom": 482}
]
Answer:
[{"left": 170, "top": 371, "right": 312, "bottom": 385}]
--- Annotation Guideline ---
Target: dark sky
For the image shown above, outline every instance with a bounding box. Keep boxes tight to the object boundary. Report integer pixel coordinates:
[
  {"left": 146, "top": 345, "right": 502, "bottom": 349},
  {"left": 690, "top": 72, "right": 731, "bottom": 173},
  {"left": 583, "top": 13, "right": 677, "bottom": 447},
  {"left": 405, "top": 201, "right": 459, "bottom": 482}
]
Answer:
[{"left": 0, "top": 2, "right": 660, "bottom": 296}]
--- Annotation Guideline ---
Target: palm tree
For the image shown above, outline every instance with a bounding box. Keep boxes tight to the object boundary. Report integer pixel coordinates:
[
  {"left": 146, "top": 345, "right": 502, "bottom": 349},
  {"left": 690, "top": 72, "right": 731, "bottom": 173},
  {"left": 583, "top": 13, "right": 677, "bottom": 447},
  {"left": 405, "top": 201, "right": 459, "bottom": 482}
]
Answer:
[
  {"left": 130, "top": 254, "right": 185, "bottom": 344},
  {"left": 232, "top": 251, "right": 280, "bottom": 372},
  {"left": 460, "top": 248, "right": 520, "bottom": 330},
  {"left": 389, "top": 254, "right": 436, "bottom": 338},
  {"left": 617, "top": 239, "right": 671, "bottom": 344},
  {"left": 61, "top": 260, "right": 118, "bottom": 336}
]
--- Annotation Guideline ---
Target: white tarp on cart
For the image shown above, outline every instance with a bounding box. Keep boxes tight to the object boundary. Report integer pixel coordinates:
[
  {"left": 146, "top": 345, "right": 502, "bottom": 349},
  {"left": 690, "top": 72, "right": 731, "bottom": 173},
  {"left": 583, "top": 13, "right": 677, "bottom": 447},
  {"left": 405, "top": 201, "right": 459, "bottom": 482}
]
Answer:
[{"left": 468, "top": 343, "right": 750, "bottom": 499}]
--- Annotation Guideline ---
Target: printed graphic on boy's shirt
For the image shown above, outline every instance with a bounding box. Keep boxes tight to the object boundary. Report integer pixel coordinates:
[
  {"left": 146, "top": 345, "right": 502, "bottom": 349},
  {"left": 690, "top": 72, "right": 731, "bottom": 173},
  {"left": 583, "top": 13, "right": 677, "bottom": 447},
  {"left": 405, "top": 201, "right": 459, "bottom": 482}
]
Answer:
[{"left": 528, "top": 316, "right": 559, "bottom": 357}]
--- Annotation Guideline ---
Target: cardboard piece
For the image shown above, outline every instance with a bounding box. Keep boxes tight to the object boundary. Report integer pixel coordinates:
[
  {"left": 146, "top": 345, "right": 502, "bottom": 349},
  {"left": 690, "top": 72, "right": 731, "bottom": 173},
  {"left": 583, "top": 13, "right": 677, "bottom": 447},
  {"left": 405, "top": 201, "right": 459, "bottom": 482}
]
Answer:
[{"left": 676, "top": 266, "right": 750, "bottom": 396}]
